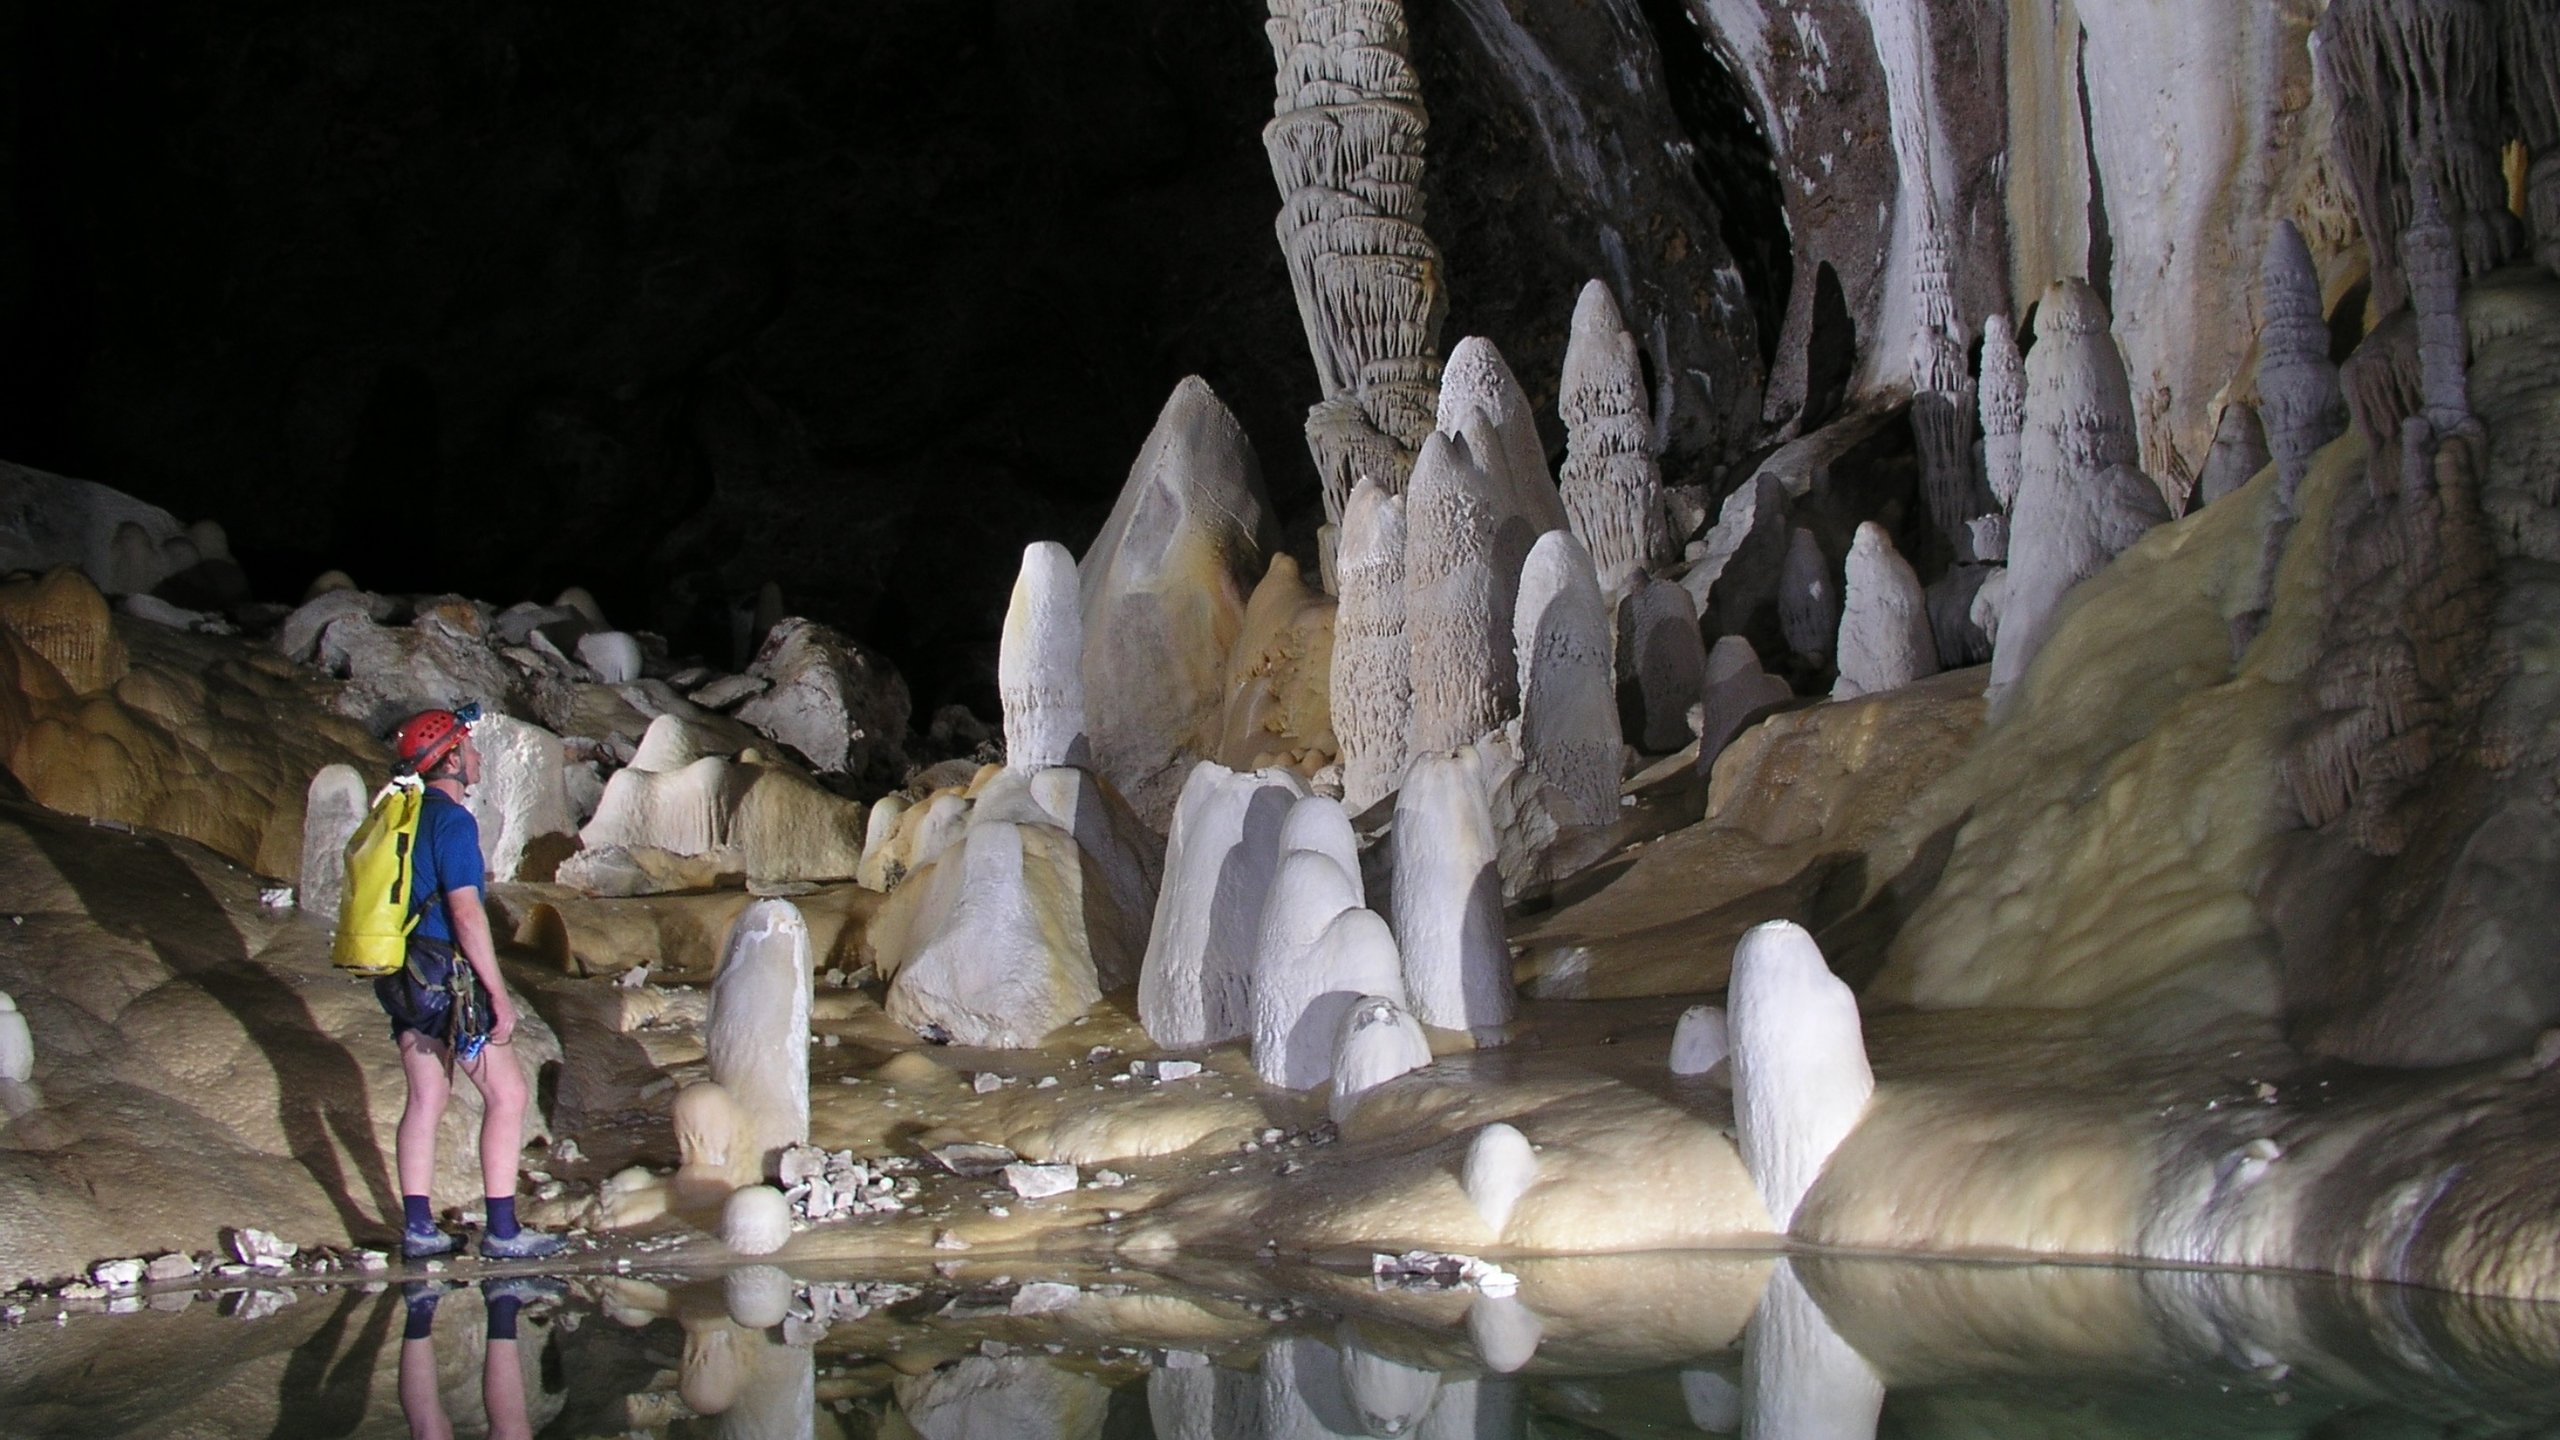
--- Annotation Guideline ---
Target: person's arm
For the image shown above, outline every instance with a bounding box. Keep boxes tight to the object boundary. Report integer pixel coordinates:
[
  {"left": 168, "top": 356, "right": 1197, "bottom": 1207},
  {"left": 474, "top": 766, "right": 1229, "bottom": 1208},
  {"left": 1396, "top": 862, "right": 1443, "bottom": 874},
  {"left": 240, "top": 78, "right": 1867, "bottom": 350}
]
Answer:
[{"left": 443, "top": 885, "right": 517, "bottom": 1045}]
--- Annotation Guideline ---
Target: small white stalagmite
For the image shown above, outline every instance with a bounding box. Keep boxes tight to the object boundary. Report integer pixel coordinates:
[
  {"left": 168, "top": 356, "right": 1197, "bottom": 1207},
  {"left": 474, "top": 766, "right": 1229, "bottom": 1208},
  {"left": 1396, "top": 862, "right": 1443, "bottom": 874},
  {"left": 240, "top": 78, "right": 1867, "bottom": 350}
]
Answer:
[
  {"left": 1514, "top": 530, "right": 1622, "bottom": 826},
  {"left": 299, "top": 764, "right": 368, "bottom": 919},
  {"left": 1390, "top": 747, "right": 1513, "bottom": 1037},
  {"left": 1330, "top": 994, "right": 1432, "bottom": 1123},
  {"left": 1670, "top": 1004, "right": 1730, "bottom": 1078},
  {"left": 720, "top": 1185, "right": 792, "bottom": 1256},
  {"left": 999, "top": 541, "right": 1087, "bottom": 771},
  {"left": 1830, "top": 523, "right": 1937, "bottom": 699},
  {"left": 1247, "top": 846, "right": 1360, "bottom": 1086},
  {"left": 1254, "top": 903, "right": 1407, "bottom": 1091},
  {"left": 706, "top": 898, "right": 813, "bottom": 1180},
  {"left": 1139, "top": 763, "right": 1308, "bottom": 1048},
  {"left": 1462, "top": 1122, "right": 1538, "bottom": 1233},
  {"left": 1728, "top": 920, "right": 1873, "bottom": 1232}
]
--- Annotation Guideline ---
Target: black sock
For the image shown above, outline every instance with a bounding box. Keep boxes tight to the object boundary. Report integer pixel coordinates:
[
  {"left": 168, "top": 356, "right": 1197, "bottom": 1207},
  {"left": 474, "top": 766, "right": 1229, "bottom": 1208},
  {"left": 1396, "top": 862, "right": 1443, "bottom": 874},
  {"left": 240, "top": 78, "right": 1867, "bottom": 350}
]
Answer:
[
  {"left": 403, "top": 1195, "right": 434, "bottom": 1234},
  {"left": 485, "top": 1196, "right": 519, "bottom": 1240},
  {"left": 404, "top": 1291, "right": 440, "bottom": 1340},
  {"left": 486, "top": 1295, "right": 521, "bottom": 1342}
]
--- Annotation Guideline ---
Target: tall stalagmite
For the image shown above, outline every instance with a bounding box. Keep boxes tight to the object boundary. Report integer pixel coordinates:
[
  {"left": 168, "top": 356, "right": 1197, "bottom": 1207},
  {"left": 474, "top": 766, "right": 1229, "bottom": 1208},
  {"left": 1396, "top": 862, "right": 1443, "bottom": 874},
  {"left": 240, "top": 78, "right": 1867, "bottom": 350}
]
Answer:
[
  {"left": 1263, "top": 0, "right": 1446, "bottom": 525},
  {"left": 1557, "top": 281, "right": 1671, "bottom": 590},
  {"left": 1978, "top": 315, "right": 2026, "bottom": 516},
  {"left": 2236, "top": 220, "right": 2348, "bottom": 649},
  {"left": 999, "top": 541, "right": 1086, "bottom": 773},
  {"left": 1989, "top": 280, "right": 2172, "bottom": 702},
  {"left": 1513, "top": 530, "right": 1621, "bottom": 827},
  {"left": 1332, "top": 479, "right": 1413, "bottom": 813},
  {"left": 1405, "top": 430, "right": 1507, "bottom": 754}
]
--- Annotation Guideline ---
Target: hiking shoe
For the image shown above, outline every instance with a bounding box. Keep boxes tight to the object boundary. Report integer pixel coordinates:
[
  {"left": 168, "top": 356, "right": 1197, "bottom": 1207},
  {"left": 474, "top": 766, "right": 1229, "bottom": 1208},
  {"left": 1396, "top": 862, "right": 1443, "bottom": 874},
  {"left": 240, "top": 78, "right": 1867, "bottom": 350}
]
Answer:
[
  {"left": 401, "top": 1226, "right": 460, "bottom": 1260},
  {"left": 479, "top": 1274, "right": 568, "bottom": 1307},
  {"left": 478, "top": 1227, "right": 569, "bottom": 1260}
]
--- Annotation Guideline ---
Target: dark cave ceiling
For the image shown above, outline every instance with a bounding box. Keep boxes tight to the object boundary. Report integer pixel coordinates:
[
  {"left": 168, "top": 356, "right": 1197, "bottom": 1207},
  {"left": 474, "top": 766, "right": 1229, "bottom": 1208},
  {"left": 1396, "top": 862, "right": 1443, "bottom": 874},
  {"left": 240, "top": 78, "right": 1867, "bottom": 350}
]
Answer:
[{"left": 0, "top": 0, "right": 1784, "bottom": 714}]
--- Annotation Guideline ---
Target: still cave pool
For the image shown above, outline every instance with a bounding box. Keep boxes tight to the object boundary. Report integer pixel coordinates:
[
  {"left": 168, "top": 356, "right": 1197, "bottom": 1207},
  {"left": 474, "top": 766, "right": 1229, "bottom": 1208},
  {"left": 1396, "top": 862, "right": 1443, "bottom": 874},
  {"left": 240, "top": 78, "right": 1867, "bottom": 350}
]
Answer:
[{"left": 7, "top": 1251, "right": 2560, "bottom": 1437}]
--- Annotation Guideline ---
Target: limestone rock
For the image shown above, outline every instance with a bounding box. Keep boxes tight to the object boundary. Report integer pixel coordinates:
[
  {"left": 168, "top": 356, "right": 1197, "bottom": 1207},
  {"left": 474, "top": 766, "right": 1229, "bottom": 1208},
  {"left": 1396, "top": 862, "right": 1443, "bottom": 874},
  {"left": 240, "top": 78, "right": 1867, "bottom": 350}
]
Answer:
[
  {"left": 1332, "top": 480, "right": 1412, "bottom": 814},
  {"left": 297, "top": 764, "right": 367, "bottom": 920},
  {"left": 706, "top": 899, "right": 813, "bottom": 1179},
  {"left": 1729, "top": 921, "right": 1873, "bottom": 1231},
  {"left": 0, "top": 461, "right": 196, "bottom": 598},
  {"left": 1389, "top": 746, "right": 1511, "bottom": 1036},
  {"left": 1514, "top": 531, "right": 1621, "bottom": 827},
  {"left": 575, "top": 630, "right": 644, "bottom": 685},
  {"left": 314, "top": 607, "right": 524, "bottom": 735},
  {"left": 733, "top": 616, "right": 910, "bottom": 782},
  {"left": 1330, "top": 993, "right": 1431, "bottom": 1124},
  {"left": 1830, "top": 523, "right": 1936, "bottom": 699},
  {"left": 276, "top": 587, "right": 392, "bottom": 667},
  {"left": 1559, "top": 280, "right": 1672, "bottom": 587},
  {"left": 1078, "top": 377, "right": 1281, "bottom": 827},
  {"left": 897, "top": 1354, "right": 1113, "bottom": 1440},
  {"left": 1210, "top": 553, "right": 1337, "bottom": 777},
  {"left": 1139, "top": 762, "right": 1308, "bottom": 1048},
  {"left": 1693, "top": 637, "right": 1792, "bottom": 773},
  {"left": 0, "top": 567, "right": 128, "bottom": 695},
  {"left": 1617, "top": 577, "right": 1707, "bottom": 754},
  {"left": 2194, "top": 403, "right": 2272, "bottom": 508}
]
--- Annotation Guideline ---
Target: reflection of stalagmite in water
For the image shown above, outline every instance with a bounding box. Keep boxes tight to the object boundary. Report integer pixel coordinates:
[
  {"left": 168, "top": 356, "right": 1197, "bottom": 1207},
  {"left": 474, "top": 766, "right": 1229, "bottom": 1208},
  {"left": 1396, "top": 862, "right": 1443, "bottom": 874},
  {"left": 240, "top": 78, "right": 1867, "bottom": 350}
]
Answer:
[
  {"left": 900, "top": 1354, "right": 1112, "bottom": 1440},
  {"left": 1258, "top": 1334, "right": 1367, "bottom": 1437},
  {"left": 678, "top": 1291, "right": 818, "bottom": 1440},
  {"left": 1339, "top": 1323, "right": 1440, "bottom": 1435},
  {"left": 1148, "top": 1356, "right": 1264, "bottom": 1440},
  {"left": 1741, "top": 1260, "right": 1883, "bottom": 1440}
]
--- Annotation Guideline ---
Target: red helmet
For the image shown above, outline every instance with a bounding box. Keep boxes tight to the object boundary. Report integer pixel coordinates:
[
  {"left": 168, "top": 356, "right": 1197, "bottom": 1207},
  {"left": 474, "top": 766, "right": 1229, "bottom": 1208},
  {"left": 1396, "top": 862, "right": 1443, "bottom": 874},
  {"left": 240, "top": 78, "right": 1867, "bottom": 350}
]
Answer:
[{"left": 393, "top": 707, "right": 471, "bottom": 774}]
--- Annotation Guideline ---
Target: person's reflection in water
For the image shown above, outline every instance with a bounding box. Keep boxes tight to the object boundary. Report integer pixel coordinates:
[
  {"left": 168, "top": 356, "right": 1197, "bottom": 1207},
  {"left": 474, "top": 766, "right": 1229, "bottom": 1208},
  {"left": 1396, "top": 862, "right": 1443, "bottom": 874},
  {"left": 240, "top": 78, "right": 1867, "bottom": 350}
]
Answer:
[{"left": 396, "top": 1276, "right": 566, "bottom": 1440}]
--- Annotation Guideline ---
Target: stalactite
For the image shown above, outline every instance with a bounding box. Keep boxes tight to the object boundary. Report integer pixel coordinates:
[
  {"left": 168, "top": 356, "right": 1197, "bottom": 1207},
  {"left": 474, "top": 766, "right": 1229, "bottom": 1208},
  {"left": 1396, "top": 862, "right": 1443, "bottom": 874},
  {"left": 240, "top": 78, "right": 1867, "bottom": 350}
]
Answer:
[
  {"left": 1265, "top": 0, "right": 1447, "bottom": 520},
  {"left": 2313, "top": 0, "right": 2517, "bottom": 313},
  {"left": 1332, "top": 479, "right": 1413, "bottom": 813},
  {"left": 1558, "top": 281, "right": 1671, "bottom": 588},
  {"left": 2404, "top": 181, "right": 2476, "bottom": 439}
]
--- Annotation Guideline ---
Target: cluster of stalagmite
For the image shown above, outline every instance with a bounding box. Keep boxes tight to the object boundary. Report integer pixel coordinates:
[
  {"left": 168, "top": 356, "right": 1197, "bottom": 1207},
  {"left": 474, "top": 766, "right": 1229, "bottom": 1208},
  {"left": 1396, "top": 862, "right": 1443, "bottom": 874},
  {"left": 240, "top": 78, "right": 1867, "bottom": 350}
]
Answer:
[
  {"left": 1558, "top": 281, "right": 1671, "bottom": 592},
  {"left": 1140, "top": 763, "right": 1308, "bottom": 1048},
  {"left": 1262, "top": 0, "right": 1446, "bottom": 523},
  {"left": 1987, "top": 280, "right": 2171, "bottom": 702},
  {"left": 1247, "top": 795, "right": 1407, "bottom": 1089}
]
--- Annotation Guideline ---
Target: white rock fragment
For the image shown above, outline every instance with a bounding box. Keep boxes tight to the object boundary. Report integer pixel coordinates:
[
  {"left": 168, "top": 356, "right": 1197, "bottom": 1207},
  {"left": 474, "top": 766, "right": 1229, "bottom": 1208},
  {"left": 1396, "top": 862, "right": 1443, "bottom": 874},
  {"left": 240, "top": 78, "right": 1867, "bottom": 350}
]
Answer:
[
  {"left": 229, "top": 1229, "right": 297, "bottom": 1272},
  {"left": 1670, "top": 1004, "right": 1732, "bottom": 1078},
  {"left": 461, "top": 711, "right": 578, "bottom": 882},
  {"left": 720, "top": 1185, "right": 793, "bottom": 1256},
  {"left": 1390, "top": 747, "right": 1513, "bottom": 1037},
  {"left": 1329, "top": 994, "right": 1432, "bottom": 1124},
  {"left": 1462, "top": 1123, "right": 1538, "bottom": 1234},
  {"left": 144, "top": 1253, "right": 198, "bottom": 1283},
  {"left": 1131, "top": 1059, "right": 1203, "bottom": 1082},
  {"left": 998, "top": 541, "right": 1087, "bottom": 771},
  {"left": 91, "top": 1258, "right": 145, "bottom": 1290},
  {"left": 1003, "top": 1163, "right": 1080, "bottom": 1200},
  {"left": 1728, "top": 921, "right": 1873, "bottom": 1232}
]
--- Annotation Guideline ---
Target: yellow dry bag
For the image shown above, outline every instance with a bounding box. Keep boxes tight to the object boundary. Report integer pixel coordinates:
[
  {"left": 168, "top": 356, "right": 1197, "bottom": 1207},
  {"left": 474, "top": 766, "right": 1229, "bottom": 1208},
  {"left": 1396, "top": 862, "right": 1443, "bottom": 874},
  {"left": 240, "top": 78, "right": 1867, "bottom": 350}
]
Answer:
[{"left": 331, "top": 775, "right": 426, "bottom": 977}]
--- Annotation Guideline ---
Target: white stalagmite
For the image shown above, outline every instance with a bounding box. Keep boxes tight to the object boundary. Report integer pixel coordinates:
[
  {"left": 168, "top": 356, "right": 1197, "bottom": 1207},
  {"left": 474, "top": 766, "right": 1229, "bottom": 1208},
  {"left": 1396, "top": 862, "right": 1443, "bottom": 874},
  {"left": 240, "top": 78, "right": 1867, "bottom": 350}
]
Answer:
[
  {"left": 1514, "top": 530, "right": 1621, "bottom": 826},
  {"left": 1619, "top": 577, "right": 1709, "bottom": 754},
  {"left": 1669, "top": 1004, "right": 1731, "bottom": 1077},
  {"left": 999, "top": 541, "right": 1086, "bottom": 771},
  {"left": 719, "top": 1185, "right": 792, "bottom": 1256},
  {"left": 1405, "top": 430, "right": 1507, "bottom": 753},
  {"left": 1440, "top": 336, "right": 1569, "bottom": 553},
  {"left": 1978, "top": 315, "right": 2026, "bottom": 513},
  {"left": 1253, "top": 899, "right": 1407, "bottom": 1090},
  {"left": 1830, "top": 523, "right": 1937, "bottom": 699},
  {"left": 299, "top": 764, "right": 368, "bottom": 919},
  {"left": 1276, "top": 792, "right": 1363, "bottom": 899},
  {"left": 857, "top": 793, "right": 909, "bottom": 890},
  {"left": 1078, "top": 378, "right": 1279, "bottom": 826},
  {"left": 1333, "top": 479, "right": 1413, "bottom": 813},
  {"left": 1558, "top": 280, "right": 1671, "bottom": 588},
  {"left": 1728, "top": 921, "right": 1873, "bottom": 1232},
  {"left": 1248, "top": 845, "right": 1362, "bottom": 1066},
  {"left": 1462, "top": 1122, "right": 1538, "bottom": 1233},
  {"left": 1329, "top": 993, "right": 1432, "bottom": 1123},
  {"left": 1389, "top": 747, "right": 1512, "bottom": 1036},
  {"left": 0, "top": 992, "right": 29, "bottom": 1083},
  {"left": 1138, "top": 763, "right": 1308, "bottom": 1048},
  {"left": 1988, "top": 280, "right": 2171, "bottom": 701},
  {"left": 579, "top": 754, "right": 740, "bottom": 858},
  {"left": 886, "top": 819, "right": 1105, "bottom": 1048},
  {"left": 706, "top": 898, "right": 814, "bottom": 1180},
  {"left": 462, "top": 711, "right": 576, "bottom": 882},
  {"left": 1741, "top": 1259, "right": 1886, "bottom": 1440}
]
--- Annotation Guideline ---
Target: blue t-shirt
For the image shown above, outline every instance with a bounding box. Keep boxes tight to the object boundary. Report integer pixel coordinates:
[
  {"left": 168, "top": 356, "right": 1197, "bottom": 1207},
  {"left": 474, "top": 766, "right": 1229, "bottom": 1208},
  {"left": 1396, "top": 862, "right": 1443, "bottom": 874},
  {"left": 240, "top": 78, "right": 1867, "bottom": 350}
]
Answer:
[{"left": 408, "top": 792, "right": 487, "bottom": 944}]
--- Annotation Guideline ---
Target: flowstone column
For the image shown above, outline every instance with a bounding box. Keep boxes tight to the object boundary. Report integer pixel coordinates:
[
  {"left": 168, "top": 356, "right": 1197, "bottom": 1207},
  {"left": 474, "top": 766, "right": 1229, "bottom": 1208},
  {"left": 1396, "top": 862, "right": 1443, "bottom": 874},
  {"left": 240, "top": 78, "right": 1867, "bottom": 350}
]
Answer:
[{"left": 1262, "top": 0, "right": 1448, "bottom": 557}]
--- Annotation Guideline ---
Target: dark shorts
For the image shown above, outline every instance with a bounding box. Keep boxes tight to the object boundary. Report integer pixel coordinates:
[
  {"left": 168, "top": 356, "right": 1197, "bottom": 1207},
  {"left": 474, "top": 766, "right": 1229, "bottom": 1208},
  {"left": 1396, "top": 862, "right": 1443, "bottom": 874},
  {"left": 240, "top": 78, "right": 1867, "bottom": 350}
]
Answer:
[{"left": 375, "top": 935, "right": 489, "bottom": 1049}]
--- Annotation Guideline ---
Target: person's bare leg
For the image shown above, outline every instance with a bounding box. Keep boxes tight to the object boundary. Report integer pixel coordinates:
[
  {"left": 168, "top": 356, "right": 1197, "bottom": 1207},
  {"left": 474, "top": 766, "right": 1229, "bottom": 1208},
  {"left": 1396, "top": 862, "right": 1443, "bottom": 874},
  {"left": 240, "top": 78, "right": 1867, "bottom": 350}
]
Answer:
[
  {"left": 461, "top": 1042, "right": 527, "bottom": 1200},
  {"left": 398, "top": 1312, "right": 454, "bottom": 1440},
  {"left": 396, "top": 1032, "right": 453, "bottom": 1199},
  {"left": 482, "top": 1336, "right": 531, "bottom": 1440}
]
